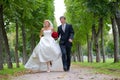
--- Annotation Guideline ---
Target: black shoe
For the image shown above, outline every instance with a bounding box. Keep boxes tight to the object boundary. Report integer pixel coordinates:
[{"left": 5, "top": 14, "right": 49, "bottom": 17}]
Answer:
[
  {"left": 67, "top": 66, "right": 70, "bottom": 71},
  {"left": 64, "top": 68, "right": 67, "bottom": 72},
  {"left": 66, "top": 69, "right": 70, "bottom": 72}
]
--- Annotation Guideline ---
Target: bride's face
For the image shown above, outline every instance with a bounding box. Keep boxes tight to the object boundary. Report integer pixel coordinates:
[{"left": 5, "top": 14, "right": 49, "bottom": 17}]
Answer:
[{"left": 44, "top": 21, "right": 50, "bottom": 27}]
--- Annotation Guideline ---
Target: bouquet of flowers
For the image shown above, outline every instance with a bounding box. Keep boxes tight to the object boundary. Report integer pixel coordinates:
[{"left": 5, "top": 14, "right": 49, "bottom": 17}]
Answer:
[{"left": 51, "top": 32, "right": 58, "bottom": 40}]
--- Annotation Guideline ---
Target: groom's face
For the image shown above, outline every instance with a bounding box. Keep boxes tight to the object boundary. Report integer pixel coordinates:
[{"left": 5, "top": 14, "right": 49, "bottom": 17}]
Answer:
[{"left": 60, "top": 18, "right": 66, "bottom": 24}]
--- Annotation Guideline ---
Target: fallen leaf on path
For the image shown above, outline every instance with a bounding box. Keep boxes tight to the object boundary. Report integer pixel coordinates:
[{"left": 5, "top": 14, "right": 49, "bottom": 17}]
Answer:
[
  {"left": 79, "top": 77, "right": 84, "bottom": 79},
  {"left": 57, "top": 73, "right": 66, "bottom": 79}
]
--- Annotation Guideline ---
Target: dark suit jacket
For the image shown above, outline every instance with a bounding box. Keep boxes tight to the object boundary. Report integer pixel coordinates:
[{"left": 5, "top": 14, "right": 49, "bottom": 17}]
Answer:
[{"left": 57, "top": 23, "right": 74, "bottom": 46}]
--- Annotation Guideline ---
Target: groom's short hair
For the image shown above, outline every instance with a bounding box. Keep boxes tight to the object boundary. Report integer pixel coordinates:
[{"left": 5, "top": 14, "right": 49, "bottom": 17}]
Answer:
[{"left": 60, "top": 16, "right": 66, "bottom": 20}]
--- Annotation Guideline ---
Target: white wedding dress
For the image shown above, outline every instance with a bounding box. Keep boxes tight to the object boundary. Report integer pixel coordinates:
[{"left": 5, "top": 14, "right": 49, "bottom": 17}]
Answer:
[{"left": 25, "top": 30, "right": 63, "bottom": 71}]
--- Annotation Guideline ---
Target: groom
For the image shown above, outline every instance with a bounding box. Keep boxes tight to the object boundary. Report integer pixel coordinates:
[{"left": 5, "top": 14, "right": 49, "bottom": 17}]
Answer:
[{"left": 58, "top": 16, "right": 74, "bottom": 71}]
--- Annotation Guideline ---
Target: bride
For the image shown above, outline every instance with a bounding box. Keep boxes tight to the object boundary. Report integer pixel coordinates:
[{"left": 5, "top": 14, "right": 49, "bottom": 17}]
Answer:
[{"left": 25, "top": 20, "right": 62, "bottom": 72}]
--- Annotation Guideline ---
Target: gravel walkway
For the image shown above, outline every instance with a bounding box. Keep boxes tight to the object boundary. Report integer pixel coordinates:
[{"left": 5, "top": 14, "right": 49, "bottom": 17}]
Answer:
[{"left": 11, "top": 65, "right": 120, "bottom": 80}]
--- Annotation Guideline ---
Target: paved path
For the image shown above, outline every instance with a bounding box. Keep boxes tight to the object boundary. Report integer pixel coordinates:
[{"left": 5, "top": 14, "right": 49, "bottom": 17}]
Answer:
[{"left": 11, "top": 65, "right": 120, "bottom": 80}]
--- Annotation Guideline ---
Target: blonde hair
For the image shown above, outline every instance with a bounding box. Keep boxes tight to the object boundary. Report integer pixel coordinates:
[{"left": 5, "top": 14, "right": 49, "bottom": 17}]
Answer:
[{"left": 43, "top": 20, "right": 53, "bottom": 28}]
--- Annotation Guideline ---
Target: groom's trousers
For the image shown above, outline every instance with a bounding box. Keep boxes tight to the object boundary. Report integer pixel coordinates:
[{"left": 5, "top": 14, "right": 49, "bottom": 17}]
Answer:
[{"left": 60, "top": 44, "right": 72, "bottom": 71}]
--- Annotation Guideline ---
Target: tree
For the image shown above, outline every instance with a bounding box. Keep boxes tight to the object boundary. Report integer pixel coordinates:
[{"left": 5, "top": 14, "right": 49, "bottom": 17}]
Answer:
[
  {"left": 109, "top": 1, "right": 119, "bottom": 62},
  {"left": 0, "top": 5, "right": 4, "bottom": 70},
  {"left": 111, "top": 16, "right": 119, "bottom": 62},
  {"left": 15, "top": 19, "right": 19, "bottom": 67},
  {"left": 0, "top": 2, "right": 13, "bottom": 68}
]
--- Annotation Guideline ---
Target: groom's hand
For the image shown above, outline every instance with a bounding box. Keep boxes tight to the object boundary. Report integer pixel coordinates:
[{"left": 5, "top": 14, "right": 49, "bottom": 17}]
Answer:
[{"left": 68, "top": 39, "right": 72, "bottom": 42}]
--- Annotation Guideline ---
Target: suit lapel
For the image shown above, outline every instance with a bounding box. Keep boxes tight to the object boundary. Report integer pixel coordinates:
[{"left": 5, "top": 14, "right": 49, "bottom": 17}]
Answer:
[
  {"left": 60, "top": 25, "right": 64, "bottom": 33},
  {"left": 64, "top": 24, "right": 68, "bottom": 32}
]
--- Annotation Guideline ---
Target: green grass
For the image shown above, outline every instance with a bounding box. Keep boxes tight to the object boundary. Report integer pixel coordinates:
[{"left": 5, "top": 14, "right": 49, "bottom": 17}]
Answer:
[
  {"left": 0, "top": 63, "right": 25, "bottom": 80},
  {"left": 0, "top": 63, "right": 25, "bottom": 75},
  {"left": 72, "top": 59, "right": 120, "bottom": 76}
]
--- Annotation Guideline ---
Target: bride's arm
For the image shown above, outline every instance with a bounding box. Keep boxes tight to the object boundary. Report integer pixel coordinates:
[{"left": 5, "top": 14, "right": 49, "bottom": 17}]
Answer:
[
  {"left": 51, "top": 27, "right": 55, "bottom": 32},
  {"left": 40, "top": 28, "right": 44, "bottom": 38}
]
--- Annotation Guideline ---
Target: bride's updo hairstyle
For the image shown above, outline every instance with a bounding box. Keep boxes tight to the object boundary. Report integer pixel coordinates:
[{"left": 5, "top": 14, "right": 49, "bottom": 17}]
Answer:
[{"left": 43, "top": 20, "right": 53, "bottom": 28}]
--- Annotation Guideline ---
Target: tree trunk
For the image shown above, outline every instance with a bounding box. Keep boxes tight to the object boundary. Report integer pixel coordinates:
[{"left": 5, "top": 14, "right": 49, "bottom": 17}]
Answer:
[
  {"left": 80, "top": 45, "right": 84, "bottom": 62},
  {"left": 87, "top": 33, "right": 93, "bottom": 63},
  {"left": 95, "top": 38, "right": 100, "bottom": 62},
  {"left": 111, "top": 16, "right": 119, "bottom": 63},
  {"left": 115, "top": 12, "right": 120, "bottom": 40},
  {"left": 21, "top": 23, "right": 27, "bottom": 64},
  {"left": 92, "top": 24, "right": 101, "bottom": 63},
  {"left": 0, "top": 5, "right": 3, "bottom": 70},
  {"left": 100, "top": 17, "right": 106, "bottom": 63},
  {"left": 0, "top": 38, "right": 3, "bottom": 70},
  {"left": 77, "top": 44, "right": 80, "bottom": 62},
  {"left": 90, "top": 38, "right": 93, "bottom": 62},
  {"left": 0, "top": 5, "right": 12, "bottom": 68},
  {"left": 115, "top": 1, "right": 120, "bottom": 40},
  {"left": 77, "top": 44, "right": 83, "bottom": 62},
  {"left": 73, "top": 54, "right": 76, "bottom": 62},
  {"left": 15, "top": 20, "right": 19, "bottom": 68},
  {"left": 115, "top": 10, "right": 120, "bottom": 56}
]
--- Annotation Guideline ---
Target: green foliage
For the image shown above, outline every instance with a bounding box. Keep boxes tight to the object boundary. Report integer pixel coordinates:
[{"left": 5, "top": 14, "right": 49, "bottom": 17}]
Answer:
[
  {"left": 65, "top": 0, "right": 120, "bottom": 58},
  {"left": 85, "top": 0, "right": 109, "bottom": 17},
  {"left": 105, "top": 37, "right": 114, "bottom": 57}
]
